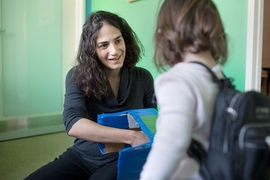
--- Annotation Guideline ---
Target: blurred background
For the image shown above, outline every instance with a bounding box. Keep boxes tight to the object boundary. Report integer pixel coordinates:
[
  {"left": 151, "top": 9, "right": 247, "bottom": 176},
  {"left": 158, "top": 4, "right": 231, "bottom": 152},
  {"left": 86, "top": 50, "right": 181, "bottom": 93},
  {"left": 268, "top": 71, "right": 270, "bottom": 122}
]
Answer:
[{"left": 0, "top": 0, "right": 269, "bottom": 179}]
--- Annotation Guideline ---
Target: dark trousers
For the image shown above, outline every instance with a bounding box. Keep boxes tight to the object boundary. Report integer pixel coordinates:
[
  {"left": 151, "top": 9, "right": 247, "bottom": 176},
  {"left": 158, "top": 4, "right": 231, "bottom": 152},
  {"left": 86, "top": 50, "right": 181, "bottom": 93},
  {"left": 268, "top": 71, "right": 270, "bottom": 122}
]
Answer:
[{"left": 24, "top": 148, "right": 118, "bottom": 180}]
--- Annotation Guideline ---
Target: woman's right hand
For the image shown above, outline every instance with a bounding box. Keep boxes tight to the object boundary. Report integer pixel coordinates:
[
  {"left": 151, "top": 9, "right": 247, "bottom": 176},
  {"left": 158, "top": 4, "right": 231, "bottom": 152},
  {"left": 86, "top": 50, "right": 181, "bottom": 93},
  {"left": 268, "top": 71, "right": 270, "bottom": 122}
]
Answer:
[{"left": 130, "top": 130, "right": 150, "bottom": 147}]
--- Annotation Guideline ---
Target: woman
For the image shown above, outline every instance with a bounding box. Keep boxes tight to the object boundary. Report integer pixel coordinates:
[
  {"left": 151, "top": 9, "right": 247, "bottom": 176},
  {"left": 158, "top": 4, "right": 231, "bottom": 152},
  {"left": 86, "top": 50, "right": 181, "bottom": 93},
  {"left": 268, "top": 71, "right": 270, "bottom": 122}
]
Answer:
[
  {"left": 25, "top": 11, "right": 156, "bottom": 180},
  {"left": 140, "top": 0, "right": 227, "bottom": 179}
]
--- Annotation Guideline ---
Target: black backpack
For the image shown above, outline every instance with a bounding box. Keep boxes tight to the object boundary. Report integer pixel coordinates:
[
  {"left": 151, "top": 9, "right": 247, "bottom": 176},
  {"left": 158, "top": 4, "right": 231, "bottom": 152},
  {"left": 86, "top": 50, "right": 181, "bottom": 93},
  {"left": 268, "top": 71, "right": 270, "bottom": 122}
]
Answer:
[{"left": 188, "top": 62, "right": 270, "bottom": 180}]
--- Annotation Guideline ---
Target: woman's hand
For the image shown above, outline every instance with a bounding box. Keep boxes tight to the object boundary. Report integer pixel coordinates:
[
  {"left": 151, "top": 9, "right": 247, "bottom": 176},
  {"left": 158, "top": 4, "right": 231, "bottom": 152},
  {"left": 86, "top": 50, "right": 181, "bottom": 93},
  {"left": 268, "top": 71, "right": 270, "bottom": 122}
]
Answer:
[{"left": 130, "top": 130, "right": 150, "bottom": 146}]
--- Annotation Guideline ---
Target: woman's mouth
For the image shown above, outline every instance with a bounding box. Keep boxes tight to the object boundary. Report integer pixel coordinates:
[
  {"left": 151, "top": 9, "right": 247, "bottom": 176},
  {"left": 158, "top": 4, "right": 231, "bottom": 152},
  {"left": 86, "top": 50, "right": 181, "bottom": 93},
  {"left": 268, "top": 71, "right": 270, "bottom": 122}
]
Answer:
[{"left": 109, "top": 55, "right": 121, "bottom": 61}]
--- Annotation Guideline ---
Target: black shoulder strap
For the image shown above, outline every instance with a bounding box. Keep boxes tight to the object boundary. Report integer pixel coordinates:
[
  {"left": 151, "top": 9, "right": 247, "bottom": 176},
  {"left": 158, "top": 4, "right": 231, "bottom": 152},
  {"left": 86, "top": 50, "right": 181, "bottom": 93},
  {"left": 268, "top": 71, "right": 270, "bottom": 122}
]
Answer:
[
  {"left": 190, "top": 61, "right": 235, "bottom": 89},
  {"left": 187, "top": 61, "right": 231, "bottom": 164},
  {"left": 187, "top": 139, "right": 206, "bottom": 164},
  {"left": 190, "top": 61, "right": 220, "bottom": 84}
]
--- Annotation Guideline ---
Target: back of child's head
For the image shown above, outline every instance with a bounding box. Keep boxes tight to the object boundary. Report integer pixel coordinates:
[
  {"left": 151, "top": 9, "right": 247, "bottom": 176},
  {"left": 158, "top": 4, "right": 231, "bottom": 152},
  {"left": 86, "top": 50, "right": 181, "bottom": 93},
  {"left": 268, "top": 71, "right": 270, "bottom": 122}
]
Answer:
[{"left": 154, "top": 0, "right": 227, "bottom": 69}]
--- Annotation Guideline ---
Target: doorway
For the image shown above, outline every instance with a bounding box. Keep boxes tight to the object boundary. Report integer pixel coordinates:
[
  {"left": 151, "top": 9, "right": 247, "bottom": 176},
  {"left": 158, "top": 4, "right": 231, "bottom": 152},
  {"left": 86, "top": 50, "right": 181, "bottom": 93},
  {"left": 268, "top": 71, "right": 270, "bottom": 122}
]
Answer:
[
  {"left": 261, "top": 0, "right": 270, "bottom": 95},
  {"left": 0, "top": 0, "right": 85, "bottom": 141},
  {"left": 245, "top": 0, "right": 266, "bottom": 93}
]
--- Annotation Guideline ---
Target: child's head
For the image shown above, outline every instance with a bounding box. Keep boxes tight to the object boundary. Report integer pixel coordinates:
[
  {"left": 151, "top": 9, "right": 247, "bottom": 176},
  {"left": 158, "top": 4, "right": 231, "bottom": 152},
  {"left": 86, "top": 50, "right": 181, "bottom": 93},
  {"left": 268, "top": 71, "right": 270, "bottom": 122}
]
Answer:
[{"left": 154, "top": 0, "right": 227, "bottom": 70}]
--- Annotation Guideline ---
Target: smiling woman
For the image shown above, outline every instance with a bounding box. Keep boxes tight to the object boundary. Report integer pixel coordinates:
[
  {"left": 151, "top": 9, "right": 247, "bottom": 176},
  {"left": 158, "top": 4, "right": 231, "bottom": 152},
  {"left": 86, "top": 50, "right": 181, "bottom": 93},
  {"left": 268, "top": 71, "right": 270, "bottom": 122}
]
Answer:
[
  {"left": 95, "top": 24, "right": 126, "bottom": 98},
  {"left": 24, "top": 10, "right": 156, "bottom": 180}
]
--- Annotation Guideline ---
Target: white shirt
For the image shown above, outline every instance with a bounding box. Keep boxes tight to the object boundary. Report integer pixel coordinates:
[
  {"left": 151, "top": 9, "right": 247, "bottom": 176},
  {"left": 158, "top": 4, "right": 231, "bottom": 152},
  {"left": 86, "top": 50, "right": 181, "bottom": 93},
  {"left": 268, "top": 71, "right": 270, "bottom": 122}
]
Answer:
[{"left": 140, "top": 62, "right": 224, "bottom": 180}]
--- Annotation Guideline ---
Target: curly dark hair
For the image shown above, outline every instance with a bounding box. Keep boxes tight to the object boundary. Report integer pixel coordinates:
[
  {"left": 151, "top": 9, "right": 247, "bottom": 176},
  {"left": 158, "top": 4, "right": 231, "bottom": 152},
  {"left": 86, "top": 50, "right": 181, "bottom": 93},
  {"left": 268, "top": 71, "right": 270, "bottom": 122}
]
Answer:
[
  {"left": 73, "top": 11, "right": 144, "bottom": 100},
  {"left": 154, "top": 0, "right": 227, "bottom": 71}
]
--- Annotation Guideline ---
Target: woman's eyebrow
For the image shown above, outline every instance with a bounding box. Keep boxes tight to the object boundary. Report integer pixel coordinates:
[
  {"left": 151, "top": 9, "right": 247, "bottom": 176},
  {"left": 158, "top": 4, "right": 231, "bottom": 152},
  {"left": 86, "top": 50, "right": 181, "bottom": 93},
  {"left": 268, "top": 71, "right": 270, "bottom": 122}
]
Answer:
[
  {"left": 114, "top": 35, "right": 123, "bottom": 40},
  {"left": 97, "top": 36, "right": 122, "bottom": 45}
]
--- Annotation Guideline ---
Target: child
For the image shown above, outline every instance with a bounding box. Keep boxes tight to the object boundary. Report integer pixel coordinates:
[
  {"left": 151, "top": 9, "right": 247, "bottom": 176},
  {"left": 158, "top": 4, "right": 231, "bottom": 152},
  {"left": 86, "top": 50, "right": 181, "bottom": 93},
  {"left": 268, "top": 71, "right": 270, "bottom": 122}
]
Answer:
[{"left": 140, "top": 0, "right": 227, "bottom": 179}]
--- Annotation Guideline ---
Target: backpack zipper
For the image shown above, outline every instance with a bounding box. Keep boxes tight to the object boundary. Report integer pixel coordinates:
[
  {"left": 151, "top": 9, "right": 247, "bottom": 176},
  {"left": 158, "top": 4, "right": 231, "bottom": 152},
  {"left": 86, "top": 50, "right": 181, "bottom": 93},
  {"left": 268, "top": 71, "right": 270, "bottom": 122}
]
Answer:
[
  {"left": 266, "top": 136, "right": 270, "bottom": 147},
  {"left": 227, "top": 92, "right": 242, "bottom": 121},
  {"left": 223, "top": 92, "right": 242, "bottom": 153}
]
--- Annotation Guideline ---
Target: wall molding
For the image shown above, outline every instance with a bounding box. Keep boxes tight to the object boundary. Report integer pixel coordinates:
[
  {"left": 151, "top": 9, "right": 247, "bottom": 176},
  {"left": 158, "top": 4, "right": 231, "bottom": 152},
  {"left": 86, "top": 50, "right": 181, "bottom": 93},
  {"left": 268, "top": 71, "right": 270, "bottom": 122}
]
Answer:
[{"left": 245, "top": 0, "right": 264, "bottom": 91}]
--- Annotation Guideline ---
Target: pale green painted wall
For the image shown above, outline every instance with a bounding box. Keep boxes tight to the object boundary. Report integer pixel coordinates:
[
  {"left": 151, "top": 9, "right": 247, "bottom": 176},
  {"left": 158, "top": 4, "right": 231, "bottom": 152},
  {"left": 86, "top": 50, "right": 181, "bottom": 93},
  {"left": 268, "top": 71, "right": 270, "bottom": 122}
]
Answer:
[
  {"left": 214, "top": 0, "right": 248, "bottom": 91},
  {"left": 1, "top": 0, "right": 62, "bottom": 117},
  {"left": 91, "top": 0, "right": 248, "bottom": 91}
]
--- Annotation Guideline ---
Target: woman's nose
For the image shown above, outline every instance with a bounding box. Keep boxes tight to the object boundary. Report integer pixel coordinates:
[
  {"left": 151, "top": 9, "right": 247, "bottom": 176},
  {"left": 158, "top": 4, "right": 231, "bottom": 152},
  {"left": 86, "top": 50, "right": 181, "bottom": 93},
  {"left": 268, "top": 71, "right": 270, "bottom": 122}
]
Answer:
[{"left": 108, "top": 44, "right": 117, "bottom": 54}]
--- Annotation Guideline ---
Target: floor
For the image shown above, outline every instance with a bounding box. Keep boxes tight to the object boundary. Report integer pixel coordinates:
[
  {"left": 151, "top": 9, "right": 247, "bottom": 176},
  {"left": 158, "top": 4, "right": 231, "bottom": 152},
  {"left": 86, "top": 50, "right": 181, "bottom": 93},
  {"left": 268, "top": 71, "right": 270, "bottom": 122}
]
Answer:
[{"left": 0, "top": 132, "right": 74, "bottom": 180}]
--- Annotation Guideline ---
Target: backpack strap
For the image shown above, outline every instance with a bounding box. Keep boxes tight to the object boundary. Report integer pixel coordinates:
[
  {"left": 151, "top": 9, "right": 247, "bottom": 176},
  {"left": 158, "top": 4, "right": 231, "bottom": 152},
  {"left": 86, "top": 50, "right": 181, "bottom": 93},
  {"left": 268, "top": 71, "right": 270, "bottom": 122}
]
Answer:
[
  {"left": 187, "top": 61, "right": 233, "bottom": 165},
  {"left": 187, "top": 138, "right": 206, "bottom": 164},
  {"left": 186, "top": 62, "right": 215, "bottom": 164},
  {"left": 190, "top": 61, "right": 235, "bottom": 89},
  {"left": 190, "top": 61, "right": 220, "bottom": 84}
]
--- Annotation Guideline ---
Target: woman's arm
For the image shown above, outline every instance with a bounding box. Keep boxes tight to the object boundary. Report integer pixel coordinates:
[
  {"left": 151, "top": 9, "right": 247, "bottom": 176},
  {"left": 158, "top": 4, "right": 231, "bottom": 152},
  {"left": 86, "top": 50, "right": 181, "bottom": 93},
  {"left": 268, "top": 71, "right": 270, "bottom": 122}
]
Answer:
[
  {"left": 63, "top": 68, "right": 150, "bottom": 146},
  {"left": 68, "top": 118, "right": 149, "bottom": 146}
]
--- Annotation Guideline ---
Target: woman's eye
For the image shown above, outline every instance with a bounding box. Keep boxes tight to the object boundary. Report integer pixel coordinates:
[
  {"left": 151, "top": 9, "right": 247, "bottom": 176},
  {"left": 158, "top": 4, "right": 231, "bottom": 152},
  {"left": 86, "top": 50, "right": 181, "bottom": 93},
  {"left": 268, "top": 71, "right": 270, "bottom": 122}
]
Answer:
[
  {"left": 99, "top": 44, "right": 107, "bottom": 49},
  {"left": 115, "top": 39, "right": 121, "bottom": 44}
]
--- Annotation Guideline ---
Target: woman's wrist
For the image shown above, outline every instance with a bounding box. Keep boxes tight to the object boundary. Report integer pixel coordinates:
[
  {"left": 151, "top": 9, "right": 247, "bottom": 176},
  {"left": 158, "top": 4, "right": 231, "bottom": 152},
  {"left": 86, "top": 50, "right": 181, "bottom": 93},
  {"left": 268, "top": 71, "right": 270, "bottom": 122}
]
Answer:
[{"left": 120, "top": 129, "right": 136, "bottom": 145}]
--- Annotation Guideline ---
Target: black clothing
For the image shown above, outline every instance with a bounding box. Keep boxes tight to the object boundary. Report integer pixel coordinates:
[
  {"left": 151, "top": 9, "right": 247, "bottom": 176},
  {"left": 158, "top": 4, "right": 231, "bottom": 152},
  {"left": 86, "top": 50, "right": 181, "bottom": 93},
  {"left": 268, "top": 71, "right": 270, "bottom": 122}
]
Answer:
[
  {"left": 25, "top": 66, "right": 155, "bottom": 180},
  {"left": 24, "top": 148, "right": 117, "bottom": 180}
]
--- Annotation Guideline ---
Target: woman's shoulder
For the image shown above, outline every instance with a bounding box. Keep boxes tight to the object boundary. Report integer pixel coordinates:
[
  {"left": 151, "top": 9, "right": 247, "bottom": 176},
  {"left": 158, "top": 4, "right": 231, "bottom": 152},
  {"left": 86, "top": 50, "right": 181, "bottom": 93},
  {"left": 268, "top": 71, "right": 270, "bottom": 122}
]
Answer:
[
  {"left": 65, "top": 66, "right": 76, "bottom": 82},
  {"left": 130, "top": 66, "right": 147, "bottom": 71},
  {"left": 135, "top": 66, "right": 151, "bottom": 74},
  {"left": 126, "top": 66, "right": 153, "bottom": 78},
  {"left": 67, "top": 67, "right": 75, "bottom": 74}
]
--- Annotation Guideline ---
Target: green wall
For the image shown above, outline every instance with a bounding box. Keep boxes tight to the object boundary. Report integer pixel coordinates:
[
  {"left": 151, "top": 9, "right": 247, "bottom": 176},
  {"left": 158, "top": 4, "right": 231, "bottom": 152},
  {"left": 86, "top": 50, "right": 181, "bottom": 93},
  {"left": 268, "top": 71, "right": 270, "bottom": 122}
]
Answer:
[
  {"left": 214, "top": 0, "right": 248, "bottom": 91},
  {"left": 86, "top": 0, "right": 91, "bottom": 15},
  {"left": 89, "top": 0, "right": 248, "bottom": 91}
]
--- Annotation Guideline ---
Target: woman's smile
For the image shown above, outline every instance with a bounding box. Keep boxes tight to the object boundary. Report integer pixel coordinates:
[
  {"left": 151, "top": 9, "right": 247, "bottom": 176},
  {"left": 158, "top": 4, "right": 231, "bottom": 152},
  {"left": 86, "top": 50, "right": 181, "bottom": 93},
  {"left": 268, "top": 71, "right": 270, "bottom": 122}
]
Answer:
[{"left": 96, "top": 24, "right": 126, "bottom": 71}]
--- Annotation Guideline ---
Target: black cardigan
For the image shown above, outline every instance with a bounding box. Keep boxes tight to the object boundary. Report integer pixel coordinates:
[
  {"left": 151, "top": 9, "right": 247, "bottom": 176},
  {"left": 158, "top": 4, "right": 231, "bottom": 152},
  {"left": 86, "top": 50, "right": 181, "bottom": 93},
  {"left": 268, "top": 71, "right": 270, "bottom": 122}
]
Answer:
[{"left": 63, "top": 66, "right": 155, "bottom": 166}]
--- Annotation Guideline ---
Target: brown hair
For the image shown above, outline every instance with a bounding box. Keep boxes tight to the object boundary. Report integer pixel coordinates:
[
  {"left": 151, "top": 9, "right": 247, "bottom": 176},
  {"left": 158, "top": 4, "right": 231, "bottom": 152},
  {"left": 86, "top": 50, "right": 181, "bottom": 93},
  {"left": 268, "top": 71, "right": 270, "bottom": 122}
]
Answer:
[
  {"left": 154, "top": 0, "right": 227, "bottom": 71},
  {"left": 73, "top": 11, "right": 144, "bottom": 100}
]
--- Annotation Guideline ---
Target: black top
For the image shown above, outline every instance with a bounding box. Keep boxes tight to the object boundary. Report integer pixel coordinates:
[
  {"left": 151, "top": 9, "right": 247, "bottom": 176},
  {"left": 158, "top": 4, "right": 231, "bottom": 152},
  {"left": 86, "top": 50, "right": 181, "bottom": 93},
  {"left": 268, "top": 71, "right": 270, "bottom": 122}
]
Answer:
[{"left": 63, "top": 66, "right": 156, "bottom": 166}]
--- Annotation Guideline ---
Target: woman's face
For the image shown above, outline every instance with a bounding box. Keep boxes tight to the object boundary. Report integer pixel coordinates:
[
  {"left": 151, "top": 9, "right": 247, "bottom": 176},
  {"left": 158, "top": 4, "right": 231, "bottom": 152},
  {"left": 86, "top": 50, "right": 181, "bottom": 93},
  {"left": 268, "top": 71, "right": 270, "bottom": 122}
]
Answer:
[{"left": 96, "top": 24, "right": 126, "bottom": 72}]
